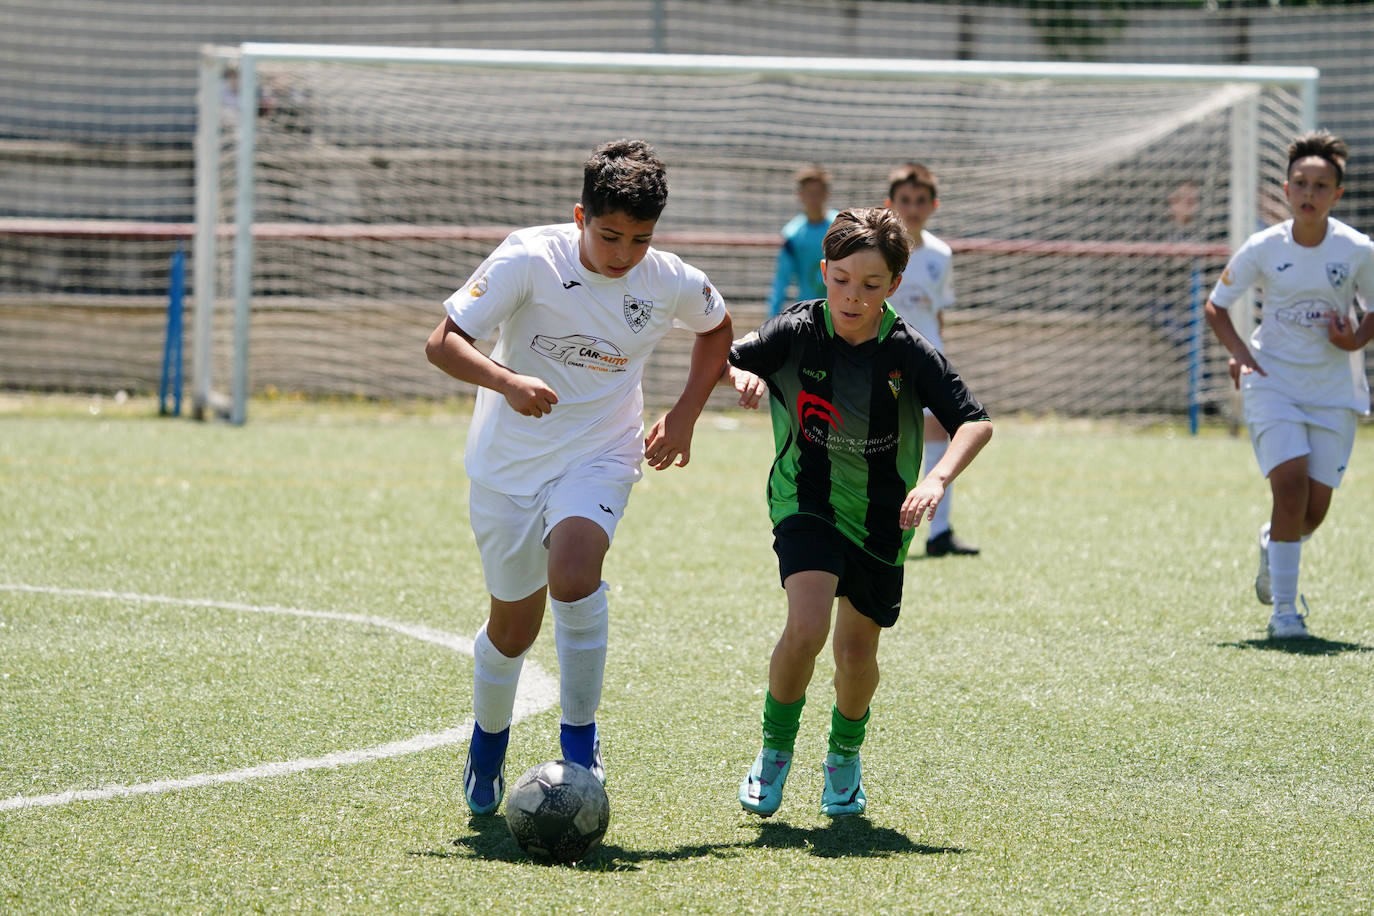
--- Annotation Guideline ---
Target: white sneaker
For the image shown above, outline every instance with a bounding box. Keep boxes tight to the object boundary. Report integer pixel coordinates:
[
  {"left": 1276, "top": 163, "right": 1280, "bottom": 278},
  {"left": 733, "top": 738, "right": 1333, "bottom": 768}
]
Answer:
[
  {"left": 1267, "top": 597, "right": 1310, "bottom": 640},
  {"left": 1254, "top": 525, "right": 1272, "bottom": 605}
]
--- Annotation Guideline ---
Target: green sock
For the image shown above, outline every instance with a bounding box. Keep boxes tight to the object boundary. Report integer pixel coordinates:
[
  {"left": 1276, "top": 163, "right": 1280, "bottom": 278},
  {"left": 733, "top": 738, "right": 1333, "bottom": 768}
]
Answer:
[
  {"left": 761, "top": 692, "right": 805, "bottom": 753},
  {"left": 828, "top": 705, "right": 870, "bottom": 757}
]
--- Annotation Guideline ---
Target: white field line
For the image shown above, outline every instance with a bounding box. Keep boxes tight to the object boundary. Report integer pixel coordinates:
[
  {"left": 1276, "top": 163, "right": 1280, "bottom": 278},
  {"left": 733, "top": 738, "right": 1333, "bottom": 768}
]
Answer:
[{"left": 0, "top": 583, "right": 557, "bottom": 812}]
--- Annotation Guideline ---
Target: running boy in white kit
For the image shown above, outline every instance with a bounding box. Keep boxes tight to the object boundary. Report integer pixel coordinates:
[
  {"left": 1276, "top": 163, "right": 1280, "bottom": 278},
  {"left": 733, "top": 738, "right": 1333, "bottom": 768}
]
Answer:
[
  {"left": 885, "top": 163, "right": 978, "bottom": 557},
  {"left": 1205, "top": 130, "right": 1374, "bottom": 639},
  {"left": 425, "top": 139, "right": 733, "bottom": 812}
]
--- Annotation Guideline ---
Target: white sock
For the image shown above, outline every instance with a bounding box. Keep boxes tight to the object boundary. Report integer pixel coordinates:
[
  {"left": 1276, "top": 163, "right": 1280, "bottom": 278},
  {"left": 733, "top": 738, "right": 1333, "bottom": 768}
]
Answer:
[
  {"left": 472, "top": 623, "right": 527, "bottom": 733},
  {"left": 924, "top": 439, "right": 952, "bottom": 537},
  {"left": 552, "top": 582, "right": 609, "bottom": 727},
  {"left": 1268, "top": 540, "right": 1301, "bottom": 608}
]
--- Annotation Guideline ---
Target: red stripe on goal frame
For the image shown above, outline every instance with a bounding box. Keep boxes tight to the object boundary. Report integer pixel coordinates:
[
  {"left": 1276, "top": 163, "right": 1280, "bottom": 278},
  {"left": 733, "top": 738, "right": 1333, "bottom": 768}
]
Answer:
[{"left": 0, "top": 218, "right": 1233, "bottom": 258}]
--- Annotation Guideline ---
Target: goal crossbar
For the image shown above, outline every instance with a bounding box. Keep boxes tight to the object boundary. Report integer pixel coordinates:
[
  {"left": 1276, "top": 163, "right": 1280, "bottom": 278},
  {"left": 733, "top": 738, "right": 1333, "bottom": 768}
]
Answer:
[{"left": 236, "top": 42, "right": 1318, "bottom": 91}]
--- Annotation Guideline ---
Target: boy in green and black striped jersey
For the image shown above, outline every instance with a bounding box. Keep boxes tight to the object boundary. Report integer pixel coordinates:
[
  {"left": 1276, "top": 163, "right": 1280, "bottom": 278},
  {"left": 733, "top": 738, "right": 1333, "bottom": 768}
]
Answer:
[{"left": 722, "top": 207, "right": 992, "bottom": 817}]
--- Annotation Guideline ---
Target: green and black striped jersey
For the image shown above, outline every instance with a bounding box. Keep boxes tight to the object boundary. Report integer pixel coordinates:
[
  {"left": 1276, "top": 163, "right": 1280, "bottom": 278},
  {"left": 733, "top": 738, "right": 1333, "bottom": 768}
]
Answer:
[{"left": 729, "top": 299, "right": 989, "bottom": 565}]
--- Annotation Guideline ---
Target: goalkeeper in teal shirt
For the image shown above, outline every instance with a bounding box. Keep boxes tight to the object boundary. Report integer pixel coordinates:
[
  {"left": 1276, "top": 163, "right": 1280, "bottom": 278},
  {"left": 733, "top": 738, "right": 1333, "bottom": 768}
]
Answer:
[
  {"left": 721, "top": 207, "right": 993, "bottom": 818},
  {"left": 768, "top": 166, "right": 839, "bottom": 317}
]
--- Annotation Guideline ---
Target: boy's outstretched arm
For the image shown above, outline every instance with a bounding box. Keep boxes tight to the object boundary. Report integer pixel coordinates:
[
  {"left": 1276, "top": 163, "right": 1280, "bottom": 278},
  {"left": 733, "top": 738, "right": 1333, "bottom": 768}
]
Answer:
[
  {"left": 644, "top": 315, "right": 734, "bottom": 470},
  {"left": 425, "top": 316, "right": 558, "bottom": 417},
  {"left": 902, "top": 419, "right": 993, "bottom": 530}
]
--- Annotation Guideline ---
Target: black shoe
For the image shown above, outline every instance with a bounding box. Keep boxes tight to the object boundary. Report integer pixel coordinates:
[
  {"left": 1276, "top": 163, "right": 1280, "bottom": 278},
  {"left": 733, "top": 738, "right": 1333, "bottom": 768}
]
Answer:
[{"left": 926, "top": 529, "right": 979, "bottom": 557}]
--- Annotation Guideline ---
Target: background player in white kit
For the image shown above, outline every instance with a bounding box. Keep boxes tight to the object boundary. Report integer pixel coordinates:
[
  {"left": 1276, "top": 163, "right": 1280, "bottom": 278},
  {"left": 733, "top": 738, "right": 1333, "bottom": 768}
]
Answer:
[
  {"left": 1205, "top": 130, "right": 1374, "bottom": 639},
  {"left": 425, "top": 139, "right": 733, "bottom": 813},
  {"left": 885, "top": 163, "right": 979, "bottom": 557}
]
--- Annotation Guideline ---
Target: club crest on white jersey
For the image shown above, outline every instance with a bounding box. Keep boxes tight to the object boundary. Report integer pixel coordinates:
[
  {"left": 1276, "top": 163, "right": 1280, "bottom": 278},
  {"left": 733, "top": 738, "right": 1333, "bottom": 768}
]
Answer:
[{"left": 623, "top": 295, "right": 653, "bottom": 332}]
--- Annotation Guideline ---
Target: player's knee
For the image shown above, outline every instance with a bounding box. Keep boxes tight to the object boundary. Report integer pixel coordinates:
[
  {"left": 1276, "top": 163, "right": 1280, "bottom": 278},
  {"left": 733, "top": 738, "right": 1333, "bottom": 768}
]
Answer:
[
  {"left": 833, "top": 641, "right": 878, "bottom": 679},
  {"left": 485, "top": 616, "right": 541, "bottom": 657},
  {"left": 780, "top": 617, "right": 830, "bottom": 658},
  {"left": 548, "top": 567, "right": 604, "bottom": 604},
  {"left": 547, "top": 538, "right": 607, "bottom": 602},
  {"left": 486, "top": 596, "right": 545, "bottom": 656},
  {"left": 1268, "top": 472, "right": 1308, "bottom": 510}
]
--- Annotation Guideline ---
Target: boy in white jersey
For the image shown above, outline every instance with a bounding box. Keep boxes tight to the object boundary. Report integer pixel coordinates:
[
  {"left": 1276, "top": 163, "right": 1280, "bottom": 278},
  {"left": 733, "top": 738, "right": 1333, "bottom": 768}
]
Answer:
[
  {"left": 425, "top": 139, "right": 733, "bottom": 813},
  {"left": 1205, "top": 130, "right": 1374, "bottom": 639},
  {"left": 885, "top": 163, "right": 978, "bottom": 557}
]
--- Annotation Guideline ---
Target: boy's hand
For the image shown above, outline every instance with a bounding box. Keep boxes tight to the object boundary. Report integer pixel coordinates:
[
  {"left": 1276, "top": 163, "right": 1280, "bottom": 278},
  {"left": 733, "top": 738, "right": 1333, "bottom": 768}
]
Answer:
[
  {"left": 503, "top": 374, "right": 558, "bottom": 417},
  {"left": 900, "top": 479, "right": 945, "bottom": 530},
  {"left": 1328, "top": 311, "right": 1363, "bottom": 351},
  {"left": 1227, "top": 352, "right": 1265, "bottom": 389},
  {"left": 728, "top": 366, "right": 767, "bottom": 409},
  {"left": 644, "top": 408, "right": 696, "bottom": 470}
]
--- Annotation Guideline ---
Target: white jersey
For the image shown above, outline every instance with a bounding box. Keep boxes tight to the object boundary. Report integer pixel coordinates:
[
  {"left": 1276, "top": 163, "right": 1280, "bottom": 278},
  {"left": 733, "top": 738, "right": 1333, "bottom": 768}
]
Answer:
[
  {"left": 887, "top": 230, "right": 954, "bottom": 351},
  {"left": 444, "top": 223, "right": 727, "bottom": 494},
  {"left": 1209, "top": 218, "right": 1374, "bottom": 416}
]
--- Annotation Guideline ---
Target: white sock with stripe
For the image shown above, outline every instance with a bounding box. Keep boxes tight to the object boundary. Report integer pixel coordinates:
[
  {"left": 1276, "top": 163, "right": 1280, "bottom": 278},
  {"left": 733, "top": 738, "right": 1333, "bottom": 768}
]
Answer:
[{"left": 924, "top": 439, "right": 952, "bottom": 537}]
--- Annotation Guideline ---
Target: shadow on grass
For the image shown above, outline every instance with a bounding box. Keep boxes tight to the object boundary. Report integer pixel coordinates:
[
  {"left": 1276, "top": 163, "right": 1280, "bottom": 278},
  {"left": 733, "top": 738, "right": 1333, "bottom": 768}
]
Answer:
[
  {"left": 413, "top": 811, "right": 962, "bottom": 869},
  {"left": 1217, "top": 635, "right": 1374, "bottom": 655},
  {"left": 745, "top": 817, "right": 964, "bottom": 859}
]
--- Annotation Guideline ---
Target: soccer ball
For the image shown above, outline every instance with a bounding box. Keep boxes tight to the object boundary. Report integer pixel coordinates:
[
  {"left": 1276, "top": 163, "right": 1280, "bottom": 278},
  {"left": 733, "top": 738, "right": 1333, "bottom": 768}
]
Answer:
[{"left": 505, "top": 760, "right": 610, "bottom": 863}]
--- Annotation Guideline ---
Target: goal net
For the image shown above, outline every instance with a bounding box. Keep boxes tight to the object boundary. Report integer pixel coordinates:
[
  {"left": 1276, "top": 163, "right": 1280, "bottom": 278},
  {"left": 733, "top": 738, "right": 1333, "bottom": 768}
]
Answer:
[{"left": 194, "top": 44, "right": 1315, "bottom": 424}]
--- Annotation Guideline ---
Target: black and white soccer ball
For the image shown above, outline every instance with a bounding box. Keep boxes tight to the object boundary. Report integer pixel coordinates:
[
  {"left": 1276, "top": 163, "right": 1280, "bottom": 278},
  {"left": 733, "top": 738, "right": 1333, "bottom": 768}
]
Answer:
[{"left": 505, "top": 759, "right": 610, "bottom": 863}]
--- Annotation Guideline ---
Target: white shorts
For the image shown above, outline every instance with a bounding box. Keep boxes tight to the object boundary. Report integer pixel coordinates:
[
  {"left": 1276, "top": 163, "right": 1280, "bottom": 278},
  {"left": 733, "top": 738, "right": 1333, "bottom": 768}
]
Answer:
[
  {"left": 468, "top": 459, "right": 641, "bottom": 601},
  {"left": 1247, "top": 410, "right": 1357, "bottom": 488}
]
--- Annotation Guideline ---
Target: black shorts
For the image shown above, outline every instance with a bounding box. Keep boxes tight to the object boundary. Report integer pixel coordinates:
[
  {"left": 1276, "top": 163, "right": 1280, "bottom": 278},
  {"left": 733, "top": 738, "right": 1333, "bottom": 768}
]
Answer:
[{"left": 771, "top": 514, "right": 904, "bottom": 627}]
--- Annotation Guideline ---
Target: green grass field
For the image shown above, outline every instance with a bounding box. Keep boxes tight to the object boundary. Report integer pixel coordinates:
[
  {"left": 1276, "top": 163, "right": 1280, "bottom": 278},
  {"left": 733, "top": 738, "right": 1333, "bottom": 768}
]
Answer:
[{"left": 2, "top": 395, "right": 1372, "bottom": 914}]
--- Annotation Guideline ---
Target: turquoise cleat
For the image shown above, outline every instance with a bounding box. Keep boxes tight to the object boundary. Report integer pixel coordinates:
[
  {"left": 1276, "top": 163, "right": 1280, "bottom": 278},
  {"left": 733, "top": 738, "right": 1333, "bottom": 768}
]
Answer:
[
  {"left": 739, "top": 748, "right": 793, "bottom": 817},
  {"left": 820, "top": 751, "right": 866, "bottom": 817}
]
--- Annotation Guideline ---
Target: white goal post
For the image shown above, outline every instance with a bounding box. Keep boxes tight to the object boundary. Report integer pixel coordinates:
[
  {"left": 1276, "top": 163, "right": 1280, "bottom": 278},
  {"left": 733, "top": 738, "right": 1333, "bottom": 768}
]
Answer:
[{"left": 193, "top": 43, "right": 1318, "bottom": 424}]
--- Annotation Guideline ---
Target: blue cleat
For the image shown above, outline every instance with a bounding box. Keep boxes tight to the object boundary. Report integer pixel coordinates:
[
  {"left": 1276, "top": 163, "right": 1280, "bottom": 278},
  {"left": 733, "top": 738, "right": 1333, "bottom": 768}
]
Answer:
[
  {"left": 559, "top": 722, "right": 605, "bottom": 785},
  {"left": 463, "top": 724, "right": 509, "bottom": 815}
]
